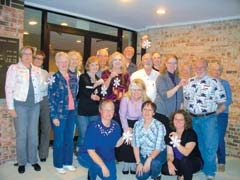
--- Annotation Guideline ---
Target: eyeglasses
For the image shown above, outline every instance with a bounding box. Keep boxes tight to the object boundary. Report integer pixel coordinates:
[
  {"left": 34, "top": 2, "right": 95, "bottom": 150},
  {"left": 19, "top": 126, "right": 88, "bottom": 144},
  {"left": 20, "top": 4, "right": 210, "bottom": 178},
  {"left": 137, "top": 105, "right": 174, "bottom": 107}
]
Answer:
[
  {"left": 113, "top": 58, "right": 122, "bottom": 61},
  {"left": 167, "top": 62, "right": 177, "bottom": 65},
  {"left": 34, "top": 57, "right": 43, "bottom": 60},
  {"left": 131, "top": 89, "right": 142, "bottom": 91}
]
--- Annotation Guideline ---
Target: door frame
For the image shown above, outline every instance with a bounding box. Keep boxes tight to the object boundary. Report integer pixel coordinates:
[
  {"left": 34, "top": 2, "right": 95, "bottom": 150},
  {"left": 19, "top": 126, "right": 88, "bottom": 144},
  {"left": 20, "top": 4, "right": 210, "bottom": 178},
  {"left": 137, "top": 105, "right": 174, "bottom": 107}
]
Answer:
[{"left": 42, "top": 23, "right": 119, "bottom": 70}]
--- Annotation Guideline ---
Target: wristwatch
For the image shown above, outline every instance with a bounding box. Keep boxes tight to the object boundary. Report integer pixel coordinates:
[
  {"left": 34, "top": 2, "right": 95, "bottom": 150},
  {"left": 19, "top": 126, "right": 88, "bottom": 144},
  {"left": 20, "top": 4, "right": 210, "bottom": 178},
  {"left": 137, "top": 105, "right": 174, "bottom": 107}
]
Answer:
[{"left": 136, "top": 161, "right": 141, "bottom": 165}]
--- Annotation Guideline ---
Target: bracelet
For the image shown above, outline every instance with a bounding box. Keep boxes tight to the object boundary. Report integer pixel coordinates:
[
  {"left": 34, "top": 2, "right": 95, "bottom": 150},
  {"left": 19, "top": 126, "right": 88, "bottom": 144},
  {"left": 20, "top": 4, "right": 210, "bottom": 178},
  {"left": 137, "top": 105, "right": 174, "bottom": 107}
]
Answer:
[
  {"left": 148, "top": 155, "right": 153, "bottom": 160},
  {"left": 136, "top": 161, "right": 141, "bottom": 165}
]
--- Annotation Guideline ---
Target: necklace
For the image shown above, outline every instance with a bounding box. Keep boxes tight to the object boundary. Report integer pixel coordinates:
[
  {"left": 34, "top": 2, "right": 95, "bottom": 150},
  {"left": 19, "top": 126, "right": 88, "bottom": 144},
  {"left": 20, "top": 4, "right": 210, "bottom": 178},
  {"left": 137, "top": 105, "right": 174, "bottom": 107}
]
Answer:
[{"left": 87, "top": 72, "right": 96, "bottom": 83}]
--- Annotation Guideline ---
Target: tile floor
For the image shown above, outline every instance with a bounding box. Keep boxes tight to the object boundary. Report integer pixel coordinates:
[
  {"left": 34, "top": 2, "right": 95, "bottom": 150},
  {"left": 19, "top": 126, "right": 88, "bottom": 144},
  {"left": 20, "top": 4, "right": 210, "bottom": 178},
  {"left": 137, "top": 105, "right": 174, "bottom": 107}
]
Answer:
[{"left": 0, "top": 149, "right": 239, "bottom": 180}]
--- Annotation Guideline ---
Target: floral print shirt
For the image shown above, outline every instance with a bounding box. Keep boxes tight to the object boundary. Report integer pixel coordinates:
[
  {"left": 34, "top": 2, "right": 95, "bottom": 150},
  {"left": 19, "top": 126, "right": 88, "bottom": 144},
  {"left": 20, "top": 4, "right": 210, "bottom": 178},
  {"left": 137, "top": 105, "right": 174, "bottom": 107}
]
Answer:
[{"left": 184, "top": 74, "right": 226, "bottom": 114}]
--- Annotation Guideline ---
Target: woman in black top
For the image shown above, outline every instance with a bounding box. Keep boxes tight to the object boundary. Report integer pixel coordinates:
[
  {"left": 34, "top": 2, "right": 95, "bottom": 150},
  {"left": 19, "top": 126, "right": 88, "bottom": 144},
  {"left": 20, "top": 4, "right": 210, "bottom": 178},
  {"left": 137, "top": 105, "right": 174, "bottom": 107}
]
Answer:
[
  {"left": 161, "top": 109, "right": 203, "bottom": 180},
  {"left": 76, "top": 56, "right": 104, "bottom": 150}
]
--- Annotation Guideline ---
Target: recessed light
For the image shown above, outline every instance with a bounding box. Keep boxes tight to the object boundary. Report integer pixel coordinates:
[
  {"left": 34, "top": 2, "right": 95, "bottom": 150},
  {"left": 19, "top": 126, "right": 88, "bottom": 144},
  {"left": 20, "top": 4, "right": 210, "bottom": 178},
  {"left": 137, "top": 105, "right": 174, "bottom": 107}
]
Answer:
[
  {"left": 29, "top": 21, "right": 38, "bottom": 25},
  {"left": 24, "top": 31, "right": 29, "bottom": 35},
  {"left": 60, "top": 22, "right": 68, "bottom": 26},
  {"left": 156, "top": 8, "right": 166, "bottom": 15},
  {"left": 120, "top": 0, "right": 131, "bottom": 3}
]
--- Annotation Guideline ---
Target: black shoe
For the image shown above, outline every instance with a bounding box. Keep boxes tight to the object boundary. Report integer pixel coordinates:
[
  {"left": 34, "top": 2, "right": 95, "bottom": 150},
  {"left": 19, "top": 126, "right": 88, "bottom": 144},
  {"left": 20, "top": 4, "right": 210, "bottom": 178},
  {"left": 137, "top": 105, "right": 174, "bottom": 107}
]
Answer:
[
  {"left": 154, "top": 176, "right": 161, "bottom": 180},
  {"left": 40, "top": 158, "right": 46, "bottom": 162},
  {"left": 87, "top": 170, "right": 90, "bottom": 180},
  {"left": 130, "top": 170, "right": 136, "bottom": 174},
  {"left": 32, "top": 163, "right": 41, "bottom": 171},
  {"left": 18, "top": 166, "right": 25, "bottom": 174},
  {"left": 122, "top": 170, "right": 129, "bottom": 174},
  {"left": 14, "top": 163, "right": 18, "bottom": 166}
]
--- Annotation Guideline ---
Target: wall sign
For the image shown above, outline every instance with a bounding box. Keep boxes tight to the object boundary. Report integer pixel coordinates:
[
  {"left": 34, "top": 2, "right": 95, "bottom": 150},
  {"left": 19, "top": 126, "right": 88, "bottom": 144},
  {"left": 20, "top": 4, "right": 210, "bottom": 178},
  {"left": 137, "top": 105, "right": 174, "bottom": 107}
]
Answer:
[{"left": 0, "top": 37, "right": 19, "bottom": 98}]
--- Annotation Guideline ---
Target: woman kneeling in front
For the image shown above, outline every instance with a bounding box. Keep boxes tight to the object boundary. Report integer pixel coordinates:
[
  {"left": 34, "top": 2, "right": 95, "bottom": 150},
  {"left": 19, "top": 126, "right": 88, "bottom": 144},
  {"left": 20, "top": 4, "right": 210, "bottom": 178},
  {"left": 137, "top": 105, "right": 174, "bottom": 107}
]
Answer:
[
  {"left": 161, "top": 109, "right": 203, "bottom": 180},
  {"left": 132, "top": 100, "right": 167, "bottom": 180}
]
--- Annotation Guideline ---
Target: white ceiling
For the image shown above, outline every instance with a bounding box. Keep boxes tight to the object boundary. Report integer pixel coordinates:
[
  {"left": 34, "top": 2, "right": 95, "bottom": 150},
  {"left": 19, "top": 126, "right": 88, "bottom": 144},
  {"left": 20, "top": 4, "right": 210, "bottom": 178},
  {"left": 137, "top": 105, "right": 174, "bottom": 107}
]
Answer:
[{"left": 25, "top": 0, "right": 240, "bottom": 31}]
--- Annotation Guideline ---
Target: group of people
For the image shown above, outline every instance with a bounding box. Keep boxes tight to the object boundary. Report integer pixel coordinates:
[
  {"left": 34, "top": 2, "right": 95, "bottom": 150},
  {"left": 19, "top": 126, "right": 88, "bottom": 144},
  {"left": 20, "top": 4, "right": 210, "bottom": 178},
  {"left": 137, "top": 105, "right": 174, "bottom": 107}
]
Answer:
[{"left": 5, "top": 45, "right": 232, "bottom": 180}]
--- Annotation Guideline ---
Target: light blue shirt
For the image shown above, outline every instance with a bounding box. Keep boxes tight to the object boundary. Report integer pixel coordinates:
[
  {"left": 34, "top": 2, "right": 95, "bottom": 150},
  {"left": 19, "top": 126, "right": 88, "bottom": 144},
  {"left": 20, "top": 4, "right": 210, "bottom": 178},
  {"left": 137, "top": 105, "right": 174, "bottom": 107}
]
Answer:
[
  {"left": 219, "top": 79, "right": 232, "bottom": 113},
  {"left": 132, "top": 118, "right": 166, "bottom": 158}
]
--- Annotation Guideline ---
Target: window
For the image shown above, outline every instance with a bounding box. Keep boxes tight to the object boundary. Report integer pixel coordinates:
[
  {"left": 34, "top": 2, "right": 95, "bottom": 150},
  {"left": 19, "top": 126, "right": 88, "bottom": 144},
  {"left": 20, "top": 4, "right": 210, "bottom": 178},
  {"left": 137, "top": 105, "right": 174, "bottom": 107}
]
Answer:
[
  {"left": 48, "top": 13, "right": 118, "bottom": 36},
  {"left": 23, "top": 8, "right": 42, "bottom": 50},
  {"left": 122, "top": 30, "right": 133, "bottom": 50}
]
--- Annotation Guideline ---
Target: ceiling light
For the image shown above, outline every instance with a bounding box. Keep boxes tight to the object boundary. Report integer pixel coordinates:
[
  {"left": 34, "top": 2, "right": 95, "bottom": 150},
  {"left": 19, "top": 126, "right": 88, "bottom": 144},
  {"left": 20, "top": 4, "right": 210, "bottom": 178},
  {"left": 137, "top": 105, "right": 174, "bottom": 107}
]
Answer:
[
  {"left": 76, "top": 40, "right": 81, "bottom": 43},
  {"left": 156, "top": 8, "right": 166, "bottom": 15},
  {"left": 60, "top": 22, "right": 68, "bottom": 26},
  {"left": 120, "top": 0, "right": 131, "bottom": 3},
  {"left": 29, "top": 20, "right": 38, "bottom": 25},
  {"left": 24, "top": 31, "right": 29, "bottom": 35}
]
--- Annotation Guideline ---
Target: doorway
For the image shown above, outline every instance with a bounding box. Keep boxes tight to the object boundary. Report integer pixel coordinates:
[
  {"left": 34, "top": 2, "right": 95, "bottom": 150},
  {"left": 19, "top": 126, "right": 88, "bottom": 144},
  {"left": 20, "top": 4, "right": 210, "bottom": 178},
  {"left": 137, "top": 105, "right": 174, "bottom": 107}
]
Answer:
[{"left": 47, "top": 24, "right": 118, "bottom": 72}]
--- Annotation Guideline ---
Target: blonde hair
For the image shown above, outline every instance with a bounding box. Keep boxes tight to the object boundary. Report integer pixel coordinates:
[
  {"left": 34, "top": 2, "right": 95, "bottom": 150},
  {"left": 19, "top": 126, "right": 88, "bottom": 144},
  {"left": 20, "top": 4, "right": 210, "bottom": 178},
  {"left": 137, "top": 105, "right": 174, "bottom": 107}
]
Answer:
[
  {"left": 160, "top": 54, "right": 179, "bottom": 74},
  {"left": 68, "top": 50, "right": 83, "bottom": 73},
  {"left": 108, "top": 51, "right": 127, "bottom": 73},
  {"left": 55, "top": 51, "right": 69, "bottom": 63},
  {"left": 96, "top": 48, "right": 109, "bottom": 56},
  {"left": 85, "top": 56, "right": 100, "bottom": 71},
  {"left": 126, "top": 79, "right": 149, "bottom": 102}
]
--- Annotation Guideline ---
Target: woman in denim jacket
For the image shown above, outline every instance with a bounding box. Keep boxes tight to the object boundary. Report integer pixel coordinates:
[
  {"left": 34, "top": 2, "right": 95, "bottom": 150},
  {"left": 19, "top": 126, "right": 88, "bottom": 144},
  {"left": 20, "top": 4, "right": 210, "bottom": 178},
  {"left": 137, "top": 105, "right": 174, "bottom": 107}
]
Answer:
[
  {"left": 48, "top": 52, "right": 78, "bottom": 174},
  {"left": 5, "top": 46, "right": 44, "bottom": 174}
]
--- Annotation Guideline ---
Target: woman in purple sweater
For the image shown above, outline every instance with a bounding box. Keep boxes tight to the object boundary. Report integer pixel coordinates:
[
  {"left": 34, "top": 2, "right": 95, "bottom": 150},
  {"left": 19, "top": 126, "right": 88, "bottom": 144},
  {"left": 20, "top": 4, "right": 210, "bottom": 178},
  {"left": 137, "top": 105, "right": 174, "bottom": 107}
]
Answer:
[{"left": 118, "top": 79, "right": 150, "bottom": 174}]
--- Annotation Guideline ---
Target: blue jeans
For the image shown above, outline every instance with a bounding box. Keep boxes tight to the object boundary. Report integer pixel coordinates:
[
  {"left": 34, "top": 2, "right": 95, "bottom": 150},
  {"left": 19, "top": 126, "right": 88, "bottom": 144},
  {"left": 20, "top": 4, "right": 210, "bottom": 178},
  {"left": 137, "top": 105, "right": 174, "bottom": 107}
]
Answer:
[
  {"left": 76, "top": 115, "right": 99, "bottom": 148},
  {"left": 52, "top": 110, "right": 75, "bottom": 168},
  {"left": 217, "top": 113, "right": 228, "bottom": 165},
  {"left": 192, "top": 114, "right": 218, "bottom": 177},
  {"left": 14, "top": 102, "right": 40, "bottom": 165},
  {"left": 136, "top": 149, "right": 166, "bottom": 180},
  {"left": 78, "top": 153, "right": 117, "bottom": 180}
]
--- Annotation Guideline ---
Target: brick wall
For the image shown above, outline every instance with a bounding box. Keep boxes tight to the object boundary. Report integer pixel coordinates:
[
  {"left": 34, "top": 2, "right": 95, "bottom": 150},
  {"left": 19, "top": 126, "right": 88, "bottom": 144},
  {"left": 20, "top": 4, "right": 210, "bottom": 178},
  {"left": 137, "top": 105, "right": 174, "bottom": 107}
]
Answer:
[
  {"left": 0, "top": 100, "right": 16, "bottom": 165},
  {"left": 138, "top": 19, "right": 240, "bottom": 158},
  {"left": 0, "top": 1, "right": 24, "bottom": 165}
]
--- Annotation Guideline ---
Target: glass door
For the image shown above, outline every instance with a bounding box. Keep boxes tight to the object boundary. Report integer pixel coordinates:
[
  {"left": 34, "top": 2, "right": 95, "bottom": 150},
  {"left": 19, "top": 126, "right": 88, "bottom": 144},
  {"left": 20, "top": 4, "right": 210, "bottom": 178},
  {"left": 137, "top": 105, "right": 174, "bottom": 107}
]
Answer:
[
  {"left": 91, "top": 38, "right": 118, "bottom": 56},
  {"left": 49, "top": 31, "right": 85, "bottom": 72}
]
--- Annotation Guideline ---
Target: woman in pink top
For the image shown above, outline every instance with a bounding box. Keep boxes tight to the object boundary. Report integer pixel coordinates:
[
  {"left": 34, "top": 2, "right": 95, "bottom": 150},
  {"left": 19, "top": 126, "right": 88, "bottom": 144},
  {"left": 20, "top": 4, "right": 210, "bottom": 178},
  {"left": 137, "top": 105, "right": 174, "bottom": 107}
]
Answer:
[
  {"left": 118, "top": 79, "right": 150, "bottom": 174},
  {"left": 48, "top": 52, "right": 78, "bottom": 174}
]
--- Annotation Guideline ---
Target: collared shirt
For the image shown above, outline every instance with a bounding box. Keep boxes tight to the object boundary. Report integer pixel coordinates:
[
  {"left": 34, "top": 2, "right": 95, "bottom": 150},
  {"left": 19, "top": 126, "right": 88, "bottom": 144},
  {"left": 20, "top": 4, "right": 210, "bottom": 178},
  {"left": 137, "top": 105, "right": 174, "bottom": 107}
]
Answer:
[
  {"left": 131, "top": 69, "right": 159, "bottom": 101},
  {"left": 119, "top": 96, "right": 142, "bottom": 130},
  {"left": 184, "top": 74, "right": 226, "bottom": 114},
  {"left": 132, "top": 118, "right": 166, "bottom": 158}
]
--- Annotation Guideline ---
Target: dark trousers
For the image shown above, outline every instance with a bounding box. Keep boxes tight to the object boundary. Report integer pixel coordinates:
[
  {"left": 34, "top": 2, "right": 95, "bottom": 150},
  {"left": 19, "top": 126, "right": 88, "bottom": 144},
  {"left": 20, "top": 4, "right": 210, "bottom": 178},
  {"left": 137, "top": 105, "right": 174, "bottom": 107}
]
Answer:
[
  {"left": 117, "top": 120, "right": 137, "bottom": 162},
  {"left": 154, "top": 113, "right": 170, "bottom": 134},
  {"left": 162, "top": 157, "right": 203, "bottom": 180},
  {"left": 154, "top": 113, "right": 170, "bottom": 143}
]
